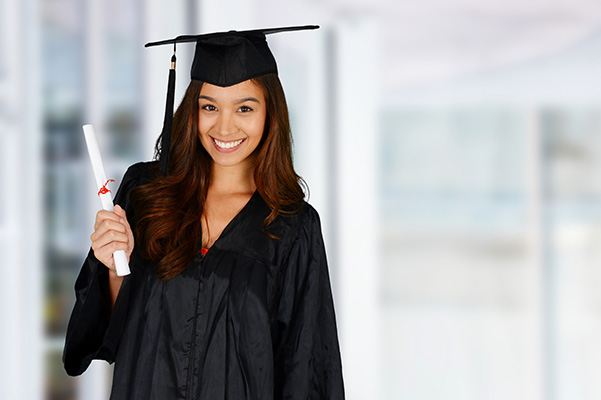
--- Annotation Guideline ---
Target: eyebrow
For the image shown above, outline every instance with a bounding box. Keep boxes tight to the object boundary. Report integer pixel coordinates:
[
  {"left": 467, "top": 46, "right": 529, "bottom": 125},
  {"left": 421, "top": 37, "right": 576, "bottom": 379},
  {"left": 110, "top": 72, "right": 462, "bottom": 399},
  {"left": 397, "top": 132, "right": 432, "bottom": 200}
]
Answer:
[{"left": 198, "top": 95, "right": 261, "bottom": 104}]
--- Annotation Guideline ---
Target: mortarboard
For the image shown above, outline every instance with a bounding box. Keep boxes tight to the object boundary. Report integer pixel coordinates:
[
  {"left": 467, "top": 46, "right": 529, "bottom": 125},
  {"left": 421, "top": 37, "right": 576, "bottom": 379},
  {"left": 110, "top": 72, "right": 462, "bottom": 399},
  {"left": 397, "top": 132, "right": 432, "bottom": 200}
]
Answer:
[{"left": 145, "top": 25, "right": 319, "bottom": 176}]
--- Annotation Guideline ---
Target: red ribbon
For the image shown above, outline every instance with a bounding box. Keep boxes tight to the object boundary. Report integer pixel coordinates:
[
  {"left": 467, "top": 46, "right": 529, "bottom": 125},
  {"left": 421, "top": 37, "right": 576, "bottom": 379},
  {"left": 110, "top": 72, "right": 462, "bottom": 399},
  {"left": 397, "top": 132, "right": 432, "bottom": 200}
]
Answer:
[{"left": 98, "top": 179, "right": 115, "bottom": 196}]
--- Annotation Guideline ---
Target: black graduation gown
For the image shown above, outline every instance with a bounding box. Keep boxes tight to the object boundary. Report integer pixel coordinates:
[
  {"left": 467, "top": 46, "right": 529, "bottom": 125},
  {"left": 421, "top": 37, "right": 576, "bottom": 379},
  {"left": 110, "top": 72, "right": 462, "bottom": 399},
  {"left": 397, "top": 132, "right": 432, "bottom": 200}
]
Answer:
[{"left": 63, "top": 162, "right": 345, "bottom": 400}]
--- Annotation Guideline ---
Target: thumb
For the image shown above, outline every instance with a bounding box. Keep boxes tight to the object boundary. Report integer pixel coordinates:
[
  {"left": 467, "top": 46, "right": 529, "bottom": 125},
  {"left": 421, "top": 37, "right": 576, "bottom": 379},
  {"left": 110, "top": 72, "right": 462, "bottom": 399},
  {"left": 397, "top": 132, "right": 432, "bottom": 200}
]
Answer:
[{"left": 114, "top": 204, "right": 126, "bottom": 218}]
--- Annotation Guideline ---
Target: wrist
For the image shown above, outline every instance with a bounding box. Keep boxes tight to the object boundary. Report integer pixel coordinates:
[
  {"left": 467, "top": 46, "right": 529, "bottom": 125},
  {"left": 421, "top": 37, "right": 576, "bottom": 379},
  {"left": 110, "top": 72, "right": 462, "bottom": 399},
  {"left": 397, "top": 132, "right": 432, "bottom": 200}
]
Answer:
[{"left": 108, "top": 268, "right": 124, "bottom": 281}]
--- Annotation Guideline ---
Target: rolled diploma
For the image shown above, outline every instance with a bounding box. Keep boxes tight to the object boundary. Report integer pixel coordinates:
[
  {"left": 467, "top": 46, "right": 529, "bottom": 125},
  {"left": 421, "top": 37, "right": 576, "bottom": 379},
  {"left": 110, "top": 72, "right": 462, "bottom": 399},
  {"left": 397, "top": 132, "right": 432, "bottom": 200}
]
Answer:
[{"left": 83, "top": 124, "right": 131, "bottom": 276}]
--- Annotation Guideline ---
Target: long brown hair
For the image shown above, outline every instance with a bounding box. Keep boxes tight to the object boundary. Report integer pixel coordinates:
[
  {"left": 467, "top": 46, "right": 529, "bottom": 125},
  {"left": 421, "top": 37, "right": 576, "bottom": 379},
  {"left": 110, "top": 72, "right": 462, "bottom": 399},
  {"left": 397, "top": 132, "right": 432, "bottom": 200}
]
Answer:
[{"left": 131, "top": 74, "right": 305, "bottom": 280}]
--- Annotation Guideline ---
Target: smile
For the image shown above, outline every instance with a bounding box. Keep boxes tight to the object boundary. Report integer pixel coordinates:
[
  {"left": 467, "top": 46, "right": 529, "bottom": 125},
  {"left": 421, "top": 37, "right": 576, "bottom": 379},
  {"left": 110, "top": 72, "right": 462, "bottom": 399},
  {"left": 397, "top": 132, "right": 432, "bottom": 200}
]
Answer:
[{"left": 213, "top": 138, "right": 245, "bottom": 150}]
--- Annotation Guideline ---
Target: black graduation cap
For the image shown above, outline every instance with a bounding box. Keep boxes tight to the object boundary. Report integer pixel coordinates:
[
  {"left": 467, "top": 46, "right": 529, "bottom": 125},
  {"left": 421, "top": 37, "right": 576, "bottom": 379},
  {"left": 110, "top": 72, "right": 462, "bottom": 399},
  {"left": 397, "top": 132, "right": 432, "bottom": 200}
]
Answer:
[{"left": 145, "top": 25, "right": 319, "bottom": 176}]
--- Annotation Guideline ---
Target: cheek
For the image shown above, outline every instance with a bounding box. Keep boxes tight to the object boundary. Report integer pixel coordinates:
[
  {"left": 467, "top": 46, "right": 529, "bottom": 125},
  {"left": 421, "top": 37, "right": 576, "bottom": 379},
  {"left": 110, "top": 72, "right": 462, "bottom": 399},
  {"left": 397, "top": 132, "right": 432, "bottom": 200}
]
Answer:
[
  {"left": 250, "top": 121, "right": 265, "bottom": 138},
  {"left": 249, "top": 113, "right": 267, "bottom": 139},
  {"left": 197, "top": 117, "right": 213, "bottom": 140},
  {"left": 197, "top": 115, "right": 208, "bottom": 133},
  {"left": 197, "top": 120, "right": 210, "bottom": 150}
]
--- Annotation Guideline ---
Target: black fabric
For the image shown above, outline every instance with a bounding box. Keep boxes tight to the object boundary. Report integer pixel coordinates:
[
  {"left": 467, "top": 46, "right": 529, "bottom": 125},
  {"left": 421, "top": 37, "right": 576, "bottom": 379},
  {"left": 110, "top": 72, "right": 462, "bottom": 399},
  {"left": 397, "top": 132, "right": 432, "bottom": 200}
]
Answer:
[
  {"left": 63, "top": 161, "right": 345, "bottom": 400},
  {"left": 190, "top": 32, "right": 277, "bottom": 87},
  {"left": 145, "top": 25, "right": 318, "bottom": 87},
  {"left": 159, "top": 65, "right": 176, "bottom": 176}
]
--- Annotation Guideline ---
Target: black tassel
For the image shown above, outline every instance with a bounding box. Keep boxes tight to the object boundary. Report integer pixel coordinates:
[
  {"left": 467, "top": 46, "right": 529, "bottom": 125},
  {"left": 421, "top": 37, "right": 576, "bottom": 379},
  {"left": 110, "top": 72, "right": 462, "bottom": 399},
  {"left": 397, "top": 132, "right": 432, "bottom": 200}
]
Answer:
[{"left": 159, "top": 48, "right": 177, "bottom": 176}]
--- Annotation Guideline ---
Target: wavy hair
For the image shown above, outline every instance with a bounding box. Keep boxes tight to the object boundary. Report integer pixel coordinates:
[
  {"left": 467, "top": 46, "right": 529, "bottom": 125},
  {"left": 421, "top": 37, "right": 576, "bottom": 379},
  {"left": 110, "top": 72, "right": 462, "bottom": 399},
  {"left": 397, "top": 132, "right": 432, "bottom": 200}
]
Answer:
[{"left": 130, "top": 74, "right": 305, "bottom": 280}]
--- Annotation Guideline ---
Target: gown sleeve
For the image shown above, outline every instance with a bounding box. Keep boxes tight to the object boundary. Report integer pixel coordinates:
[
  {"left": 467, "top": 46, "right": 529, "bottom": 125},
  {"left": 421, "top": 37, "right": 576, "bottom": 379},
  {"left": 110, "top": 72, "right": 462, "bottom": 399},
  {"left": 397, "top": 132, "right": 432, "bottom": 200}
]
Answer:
[
  {"left": 62, "top": 162, "right": 148, "bottom": 376},
  {"left": 273, "top": 207, "right": 345, "bottom": 400}
]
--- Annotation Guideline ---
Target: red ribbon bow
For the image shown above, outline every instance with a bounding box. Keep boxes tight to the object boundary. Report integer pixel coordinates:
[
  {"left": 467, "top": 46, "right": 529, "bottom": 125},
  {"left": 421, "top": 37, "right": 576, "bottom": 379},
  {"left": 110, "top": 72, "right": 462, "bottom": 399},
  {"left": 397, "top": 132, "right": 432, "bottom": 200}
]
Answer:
[{"left": 98, "top": 179, "right": 115, "bottom": 196}]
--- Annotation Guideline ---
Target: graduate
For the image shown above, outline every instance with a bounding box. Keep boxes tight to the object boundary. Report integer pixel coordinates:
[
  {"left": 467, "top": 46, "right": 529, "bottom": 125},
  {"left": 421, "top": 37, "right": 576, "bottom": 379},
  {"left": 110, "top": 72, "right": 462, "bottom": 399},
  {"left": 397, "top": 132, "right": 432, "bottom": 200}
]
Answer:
[{"left": 63, "top": 25, "right": 345, "bottom": 399}]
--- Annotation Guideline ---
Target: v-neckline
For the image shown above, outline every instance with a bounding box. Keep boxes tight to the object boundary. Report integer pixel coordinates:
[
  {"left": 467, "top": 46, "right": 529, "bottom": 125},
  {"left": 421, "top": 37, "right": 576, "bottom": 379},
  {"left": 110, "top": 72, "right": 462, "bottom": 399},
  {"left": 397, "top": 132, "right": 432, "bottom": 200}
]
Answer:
[{"left": 201, "top": 190, "right": 258, "bottom": 254}]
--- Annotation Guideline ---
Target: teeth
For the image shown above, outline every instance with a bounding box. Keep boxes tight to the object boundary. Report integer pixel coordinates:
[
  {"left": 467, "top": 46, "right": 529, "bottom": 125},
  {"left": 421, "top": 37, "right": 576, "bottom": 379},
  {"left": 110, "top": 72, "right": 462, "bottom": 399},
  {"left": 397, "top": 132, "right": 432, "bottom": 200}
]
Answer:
[{"left": 214, "top": 138, "right": 243, "bottom": 149}]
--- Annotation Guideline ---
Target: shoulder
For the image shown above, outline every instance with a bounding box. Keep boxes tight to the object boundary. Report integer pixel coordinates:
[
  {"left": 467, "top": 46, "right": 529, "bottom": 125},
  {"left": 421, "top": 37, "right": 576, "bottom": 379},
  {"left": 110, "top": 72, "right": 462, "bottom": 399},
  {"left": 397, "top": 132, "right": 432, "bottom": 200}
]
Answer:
[
  {"left": 292, "top": 202, "right": 322, "bottom": 234},
  {"left": 113, "top": 161, "right": 158, "bottom": 208},
  {"left": 274, "top": 202, "right": 328, "bottom": 276},
  {"left": 271, "top": 200, "right": 324, "bottom": 247},
  {"left": 300, "top": 203, "right": 322, "bottom": 225},
  {"left": 121, "top": 161, "right": 158, "bottom": 185},
  {"left": 294, "top": 202, "right": 324, "bottom": 244}
]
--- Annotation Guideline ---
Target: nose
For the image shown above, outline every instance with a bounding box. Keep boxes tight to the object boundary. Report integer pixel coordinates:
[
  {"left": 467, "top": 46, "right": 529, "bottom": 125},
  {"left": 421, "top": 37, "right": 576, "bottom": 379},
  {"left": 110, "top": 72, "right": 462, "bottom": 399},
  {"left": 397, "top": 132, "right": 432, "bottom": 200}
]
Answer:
[{"left": 216, "top": 111, "right": 238, "bottom": 137}]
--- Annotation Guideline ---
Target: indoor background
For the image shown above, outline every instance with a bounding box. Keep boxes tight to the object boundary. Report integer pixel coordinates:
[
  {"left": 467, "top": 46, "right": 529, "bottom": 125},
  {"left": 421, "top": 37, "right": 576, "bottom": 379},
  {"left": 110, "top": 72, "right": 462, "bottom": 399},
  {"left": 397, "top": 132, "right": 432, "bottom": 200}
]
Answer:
[{"left": 3, "top": 0, "right": 601, "bottom": 399}]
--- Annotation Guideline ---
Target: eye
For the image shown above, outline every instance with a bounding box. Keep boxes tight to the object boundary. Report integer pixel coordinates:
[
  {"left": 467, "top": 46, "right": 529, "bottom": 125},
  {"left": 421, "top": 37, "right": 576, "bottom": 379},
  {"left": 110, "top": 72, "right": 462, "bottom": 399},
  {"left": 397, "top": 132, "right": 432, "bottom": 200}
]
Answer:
[
  {"left": 201, "top": 104, "right": 217, "bottom": 112},
  {"left": 238, "top": 105, "right": 253, "bottom": 113}
]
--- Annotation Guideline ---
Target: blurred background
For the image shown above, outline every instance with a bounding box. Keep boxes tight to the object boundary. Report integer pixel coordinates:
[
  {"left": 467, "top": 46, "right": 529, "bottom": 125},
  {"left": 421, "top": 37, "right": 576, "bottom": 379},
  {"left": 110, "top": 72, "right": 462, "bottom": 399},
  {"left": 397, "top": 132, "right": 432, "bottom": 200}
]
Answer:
[{"left": 3, "top": 0, "right": 601, "bottom": 399}]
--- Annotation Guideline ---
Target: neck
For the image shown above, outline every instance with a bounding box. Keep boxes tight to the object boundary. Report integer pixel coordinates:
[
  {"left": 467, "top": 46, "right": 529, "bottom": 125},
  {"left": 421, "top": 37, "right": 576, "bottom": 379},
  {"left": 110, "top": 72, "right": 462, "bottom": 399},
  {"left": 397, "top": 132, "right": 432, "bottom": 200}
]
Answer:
[{"left": 209, "top": 158, "right": 256, "bottom": 195}]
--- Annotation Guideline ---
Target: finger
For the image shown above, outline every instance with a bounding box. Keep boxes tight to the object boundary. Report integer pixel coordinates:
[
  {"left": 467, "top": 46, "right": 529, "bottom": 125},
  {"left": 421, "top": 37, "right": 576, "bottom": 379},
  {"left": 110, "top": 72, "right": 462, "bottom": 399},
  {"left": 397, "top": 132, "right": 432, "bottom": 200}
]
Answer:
[
  {"left": 94, "top": 241, "right": 130, "bottom": 269},
  {"left": 119, "top": 208, "right": 133, "bottom": 237},
  {"left": 122, "top": 217, "right": 134, "bottom": 250},
  {"left": 91, "top": 229, "right": 130, "bottom": 251},
  {"left": 92, "top": 218, "right": 127, "bottom": 241},
  {"left": 113, "top": 205, "right": 132, "bottom": 236},
  {"left": 112, "top": 205, "right": 134, "bottom": 255},
  {"left": 113, "top": 204, "right": 126, "bottom": 218},
  {"left": 90, "top": 223, "right": 125, "bottom": 245},
  {"left": 94, "top": 210, "right": 122, "bottom": 230}
]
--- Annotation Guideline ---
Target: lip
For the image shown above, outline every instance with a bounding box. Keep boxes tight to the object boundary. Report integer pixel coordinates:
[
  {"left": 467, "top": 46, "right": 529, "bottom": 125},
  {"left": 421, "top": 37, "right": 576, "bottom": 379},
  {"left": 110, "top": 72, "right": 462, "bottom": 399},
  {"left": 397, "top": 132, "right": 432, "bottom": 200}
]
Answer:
[{"left": 211, "top": 137, "right": 246, "bottom": 153}]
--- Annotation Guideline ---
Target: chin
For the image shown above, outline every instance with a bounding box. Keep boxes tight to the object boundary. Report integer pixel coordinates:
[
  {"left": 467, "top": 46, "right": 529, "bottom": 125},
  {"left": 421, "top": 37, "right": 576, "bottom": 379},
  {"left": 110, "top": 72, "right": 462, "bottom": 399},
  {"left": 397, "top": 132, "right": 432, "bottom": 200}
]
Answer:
[{"left": 212, "top": 155, "right": 248, "bottom": 168}]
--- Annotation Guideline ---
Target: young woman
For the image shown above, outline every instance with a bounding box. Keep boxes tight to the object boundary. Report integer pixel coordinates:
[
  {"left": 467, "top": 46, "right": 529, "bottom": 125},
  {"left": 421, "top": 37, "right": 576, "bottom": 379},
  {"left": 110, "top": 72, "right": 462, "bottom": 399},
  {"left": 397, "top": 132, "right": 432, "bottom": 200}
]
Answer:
[{"left": 63, "top": 27, "right": 345, "bottom": 399}]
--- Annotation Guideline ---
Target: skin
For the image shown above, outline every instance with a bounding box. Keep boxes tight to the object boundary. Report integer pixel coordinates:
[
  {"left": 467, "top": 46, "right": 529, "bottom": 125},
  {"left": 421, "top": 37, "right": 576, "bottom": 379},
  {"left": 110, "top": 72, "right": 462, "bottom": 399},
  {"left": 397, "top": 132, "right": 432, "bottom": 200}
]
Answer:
[
  {"left": 91, "top": 79, "right": 267, "bottom": 306},
  {"left": 90, "top": 204, "right": 133, "bottom": 306},
  {"left": 197, "top": 80, "right": 267, "bottom": 248}
]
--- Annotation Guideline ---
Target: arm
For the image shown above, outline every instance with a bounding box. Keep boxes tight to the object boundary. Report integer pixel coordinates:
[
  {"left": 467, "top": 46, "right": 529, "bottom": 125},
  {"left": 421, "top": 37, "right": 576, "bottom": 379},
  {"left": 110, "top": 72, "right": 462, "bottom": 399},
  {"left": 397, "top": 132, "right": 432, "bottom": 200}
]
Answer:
[
  {"left": 90, "top": 204, "right": 134, "bottom": 308},
  {"left": 64, "top": 162, "right": 149, "bottom": 376},
  {"left": 273, "top": 209, "right": 345, "bottom": 400}
]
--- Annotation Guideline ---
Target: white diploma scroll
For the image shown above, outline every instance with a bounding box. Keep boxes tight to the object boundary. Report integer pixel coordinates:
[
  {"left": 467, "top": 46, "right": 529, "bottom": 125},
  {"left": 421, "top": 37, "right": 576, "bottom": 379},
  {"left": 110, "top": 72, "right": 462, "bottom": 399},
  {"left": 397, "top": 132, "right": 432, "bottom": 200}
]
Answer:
[{"left": 83, "top": 124, "right": 131, "bottom": 276}]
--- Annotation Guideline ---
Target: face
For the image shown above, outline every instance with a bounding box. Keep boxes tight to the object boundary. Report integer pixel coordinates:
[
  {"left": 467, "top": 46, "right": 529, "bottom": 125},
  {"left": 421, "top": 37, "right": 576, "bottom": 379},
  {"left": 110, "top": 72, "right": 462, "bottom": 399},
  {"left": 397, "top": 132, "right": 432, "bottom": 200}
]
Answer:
[{"left": 197, "top": 80, "right": 267, "bottom": 170}]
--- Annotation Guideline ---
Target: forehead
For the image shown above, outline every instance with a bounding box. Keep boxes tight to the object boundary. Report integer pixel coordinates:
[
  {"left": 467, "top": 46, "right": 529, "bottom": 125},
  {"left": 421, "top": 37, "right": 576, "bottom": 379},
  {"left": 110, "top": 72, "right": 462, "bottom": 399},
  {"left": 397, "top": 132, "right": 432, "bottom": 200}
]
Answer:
[{"left": 199, "top": 79, "right": 264, "bottom": 100}]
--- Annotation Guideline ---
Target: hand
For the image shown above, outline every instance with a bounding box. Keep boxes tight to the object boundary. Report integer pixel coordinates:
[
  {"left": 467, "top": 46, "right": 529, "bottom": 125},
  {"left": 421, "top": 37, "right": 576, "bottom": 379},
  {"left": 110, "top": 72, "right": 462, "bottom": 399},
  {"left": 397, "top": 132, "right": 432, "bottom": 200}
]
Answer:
[{"left": 90, "top": 204, "right": 134, "bottom": 273}]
